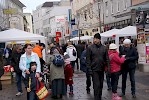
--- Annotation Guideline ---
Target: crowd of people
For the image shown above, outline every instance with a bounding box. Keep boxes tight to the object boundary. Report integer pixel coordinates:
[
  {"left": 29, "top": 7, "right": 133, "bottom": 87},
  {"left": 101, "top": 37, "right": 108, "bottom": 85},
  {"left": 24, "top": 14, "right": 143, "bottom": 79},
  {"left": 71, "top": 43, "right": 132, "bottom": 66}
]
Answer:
[{"left": 0, "top": 33, "right": 139, "bottom": 100}]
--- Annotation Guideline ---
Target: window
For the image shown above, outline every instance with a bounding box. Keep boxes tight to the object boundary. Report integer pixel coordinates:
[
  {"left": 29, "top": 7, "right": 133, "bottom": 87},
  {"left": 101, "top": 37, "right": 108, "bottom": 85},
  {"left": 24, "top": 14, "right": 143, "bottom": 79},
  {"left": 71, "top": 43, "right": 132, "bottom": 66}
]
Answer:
[
  {"left": 117, "top": 0, "right": 120, "bottom": 12},
  {"left": 105, "top": 1, "right": 108, "bottom": 17},
  {"left": 123, "top": 0, "right": 127, "bottom": 10},
  {"left": 111, "top": 0, "right": 113, "bottom": 14}
]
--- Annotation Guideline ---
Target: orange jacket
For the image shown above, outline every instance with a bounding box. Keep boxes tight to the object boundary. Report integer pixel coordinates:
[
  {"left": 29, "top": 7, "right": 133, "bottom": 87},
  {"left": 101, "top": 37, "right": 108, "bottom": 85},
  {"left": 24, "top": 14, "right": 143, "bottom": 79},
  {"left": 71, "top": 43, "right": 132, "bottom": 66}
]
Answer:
[{"left": 32, "top": 45, "right": 42, "bottom": 58}]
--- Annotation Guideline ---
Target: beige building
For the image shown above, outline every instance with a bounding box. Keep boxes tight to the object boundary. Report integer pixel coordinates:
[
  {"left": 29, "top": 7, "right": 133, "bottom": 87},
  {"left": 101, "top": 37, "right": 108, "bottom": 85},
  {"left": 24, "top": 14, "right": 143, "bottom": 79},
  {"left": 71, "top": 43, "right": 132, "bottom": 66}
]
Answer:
[
  {"left": 24, "top": 13, "right": 33, "bottom": 33},
  {"left": 132, "top": 0, "right": 149, "bottom": 6},
  {"left": 71, "top": 0, "right": 101, "bottom": 36},
  {"left": 0, "top": 0, "right": 26, "bottom": 31}
]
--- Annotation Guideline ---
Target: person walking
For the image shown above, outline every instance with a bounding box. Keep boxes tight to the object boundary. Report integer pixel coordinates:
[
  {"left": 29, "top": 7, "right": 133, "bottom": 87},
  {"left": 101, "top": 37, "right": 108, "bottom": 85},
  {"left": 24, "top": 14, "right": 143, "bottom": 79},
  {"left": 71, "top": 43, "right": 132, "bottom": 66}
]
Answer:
[
  {"left": 19, "top": 44, "right": 41, "bottom": 100},
  {"left": 49, "top": 48, "right": 66, "bottom": 99},
  {"left": 64, "top": 52, "right": 74, "bottom": 95},
  {"left": 32, "top": 43, "right": 45, "bottom": 71},
  {"left": 11, "top": 45, "right": 23, "bottom": 96},
  {"left": 66, "top": 41, "right": 77, "bottom": 71},
  {"left": 120, "top": 39, "right": 139, "bottom": 98},
  {"left": 80, "top": 45, "right": 92, "bottom": 94},
  {"left": 86, "top": 33, "right": 110, "bottom": 100},
  {"left": 76, "top": 40, "right": 85, "bottom": 70},
  {"left": 108, "top": 43, "right": 125, "bottom": 100}
]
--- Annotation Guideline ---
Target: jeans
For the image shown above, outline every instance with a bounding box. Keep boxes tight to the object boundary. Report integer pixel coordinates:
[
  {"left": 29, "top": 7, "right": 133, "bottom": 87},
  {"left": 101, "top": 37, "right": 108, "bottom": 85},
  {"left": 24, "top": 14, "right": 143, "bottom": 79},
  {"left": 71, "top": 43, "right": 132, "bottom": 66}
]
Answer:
[
  {"left": 122, "top": 69, "right": 136, "bottom": 95},
  {"left": 27, "top": 91, "right": 38, "bottom": 100},
  {"left": 86, "top": 73, "right": 91, "bottom": 91},
  {"left": 111, "top": 71, "right": 120, "bottom": 93},
  {"left": 16, "top": 73, "right": 23, "bottom": 92},
  {"left": 92, "top": 71, "right": 104, "bottom": 100},
  {"left": 106, "top": 73, "right": 111, "bottom": 89}
]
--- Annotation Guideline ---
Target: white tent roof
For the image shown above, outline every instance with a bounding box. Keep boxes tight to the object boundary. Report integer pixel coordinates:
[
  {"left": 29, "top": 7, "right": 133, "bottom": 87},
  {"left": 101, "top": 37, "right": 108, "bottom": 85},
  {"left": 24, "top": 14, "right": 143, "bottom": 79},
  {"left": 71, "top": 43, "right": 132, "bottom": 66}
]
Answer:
[
  {"left": 80, "top": 35, "right": 93, "bottom": 40},
  {"left": 70, "top": 37, "right": 79, "bottom": 41},
  {"left": 100, "top": 29, "right": 120, "bottom": 37},
  {"left": 0, "top": 28, "right": 45, "bottom": 42},
  {"left": 115, "top": 26, "right": 137, "bottom": 37}
]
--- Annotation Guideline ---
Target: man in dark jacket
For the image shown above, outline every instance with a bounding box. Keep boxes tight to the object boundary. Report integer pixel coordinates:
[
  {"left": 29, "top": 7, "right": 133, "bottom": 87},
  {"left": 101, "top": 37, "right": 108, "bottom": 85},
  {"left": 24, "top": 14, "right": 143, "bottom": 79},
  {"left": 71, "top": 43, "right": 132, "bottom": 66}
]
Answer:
[
  {"left": 120, "top": 39, "right": 138, "bottom": 98},
  {"left": 76, "top": 40, "right": 85, "bottom": 70},
  {"left": 86, "top": 33, "right": 110, "bottom": 100},
  {"left": 11, "top": 45, "right": 23, "bottom": 96}
]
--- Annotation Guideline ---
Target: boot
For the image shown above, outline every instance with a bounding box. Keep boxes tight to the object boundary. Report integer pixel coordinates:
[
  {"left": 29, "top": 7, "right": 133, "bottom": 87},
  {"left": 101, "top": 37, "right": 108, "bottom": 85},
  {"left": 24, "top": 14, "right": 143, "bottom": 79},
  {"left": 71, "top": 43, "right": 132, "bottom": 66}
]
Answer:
[{"left": 112, "top": 93, "right": 122, "bottom": 100}]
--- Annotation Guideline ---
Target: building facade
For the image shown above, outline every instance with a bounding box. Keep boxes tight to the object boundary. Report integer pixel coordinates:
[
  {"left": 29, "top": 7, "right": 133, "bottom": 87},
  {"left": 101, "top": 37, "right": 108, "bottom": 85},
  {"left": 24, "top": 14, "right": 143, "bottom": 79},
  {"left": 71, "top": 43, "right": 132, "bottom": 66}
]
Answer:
[
  {"left": 132, "top": 0, "right": 149, "bottom": 6},
  {"left": 0, "top": 0, "right": 25, "bottom": 31},
  {"left": 33, "top": 1, "right": 71, "bottom": 43},
  {"left": 24, "top": 13, "right": 33, "bottom": 33},
  {"left": 71, "top": 0, "right": 101, "bottom": 36},
  {"left": 102, "top": 0, "right": 132, "bottom": 31}
]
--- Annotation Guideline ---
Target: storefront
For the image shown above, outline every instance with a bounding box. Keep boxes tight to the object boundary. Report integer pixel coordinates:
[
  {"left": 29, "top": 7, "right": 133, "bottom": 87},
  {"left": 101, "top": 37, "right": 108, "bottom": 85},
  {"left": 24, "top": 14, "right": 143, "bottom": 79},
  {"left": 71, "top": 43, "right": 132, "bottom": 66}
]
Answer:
[
  {"left": 132, "top": 2, "right": 149, "bottom": 72},
  {"left": 104, "top": 19, "right": 131, "bottom": 31},
  {"left": 81, "top": 27, "right": 101, "bottom": 36}
]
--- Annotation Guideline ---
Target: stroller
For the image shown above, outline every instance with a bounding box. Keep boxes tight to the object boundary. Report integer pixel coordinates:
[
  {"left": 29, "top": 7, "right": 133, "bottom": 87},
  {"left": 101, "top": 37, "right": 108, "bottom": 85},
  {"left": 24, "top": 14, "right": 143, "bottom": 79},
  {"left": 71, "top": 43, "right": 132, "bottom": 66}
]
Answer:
[{"left": 42, "top": 64, "right": 50, "bottom": 88}]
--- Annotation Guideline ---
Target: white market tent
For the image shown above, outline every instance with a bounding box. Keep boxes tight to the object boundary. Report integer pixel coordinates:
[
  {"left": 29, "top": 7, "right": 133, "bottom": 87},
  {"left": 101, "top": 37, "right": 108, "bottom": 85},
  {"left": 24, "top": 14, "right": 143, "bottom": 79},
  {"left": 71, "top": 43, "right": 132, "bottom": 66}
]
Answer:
[
  {"left": 81, "top": 35, "right": 93, "bottom": 40},
  {"left": 0, "top": 28, "right": 45, "bottom": 43},
  {"left": 100, "top": 29, "right": 120, "bottom": 37},
  {"left": 70, "top": 35, "right": 93, "bottom": 41},
  {"left": 115, "top": 26, "right": 137, "bottom": 47},
  {"left": 0, "top": 28, "right": 47, "bottom": 60}
]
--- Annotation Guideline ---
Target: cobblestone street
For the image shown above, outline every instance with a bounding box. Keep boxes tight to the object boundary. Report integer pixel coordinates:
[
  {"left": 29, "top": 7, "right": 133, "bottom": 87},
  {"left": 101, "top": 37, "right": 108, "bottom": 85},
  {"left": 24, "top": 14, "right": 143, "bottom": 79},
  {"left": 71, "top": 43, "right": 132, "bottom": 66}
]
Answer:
[{"left": 0, "top": 70, "right": 149, "bottom": 100}]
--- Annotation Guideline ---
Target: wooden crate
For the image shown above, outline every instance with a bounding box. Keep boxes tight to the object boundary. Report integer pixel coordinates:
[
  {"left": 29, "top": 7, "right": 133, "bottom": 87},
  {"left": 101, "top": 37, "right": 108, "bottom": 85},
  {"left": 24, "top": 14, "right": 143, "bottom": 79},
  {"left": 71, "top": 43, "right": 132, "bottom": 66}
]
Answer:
[{"left": 0, "top": 72, "right": 12, "bottom": 84}]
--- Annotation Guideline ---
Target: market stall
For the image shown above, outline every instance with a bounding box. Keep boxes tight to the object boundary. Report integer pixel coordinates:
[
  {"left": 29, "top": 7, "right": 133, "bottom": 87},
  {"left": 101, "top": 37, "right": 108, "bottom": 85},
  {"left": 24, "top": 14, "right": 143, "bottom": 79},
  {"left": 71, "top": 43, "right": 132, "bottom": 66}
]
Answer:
[{"left": 0, "top": 28, "right": 47, "bottom": 60}]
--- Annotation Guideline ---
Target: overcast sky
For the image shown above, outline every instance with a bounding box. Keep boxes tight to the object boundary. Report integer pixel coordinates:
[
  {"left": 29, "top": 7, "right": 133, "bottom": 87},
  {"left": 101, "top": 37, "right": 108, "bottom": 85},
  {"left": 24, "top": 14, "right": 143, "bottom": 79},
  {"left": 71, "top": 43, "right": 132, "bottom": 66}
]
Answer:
[{"left": 19, "top": 0, "right": 60, "bottom": 13}]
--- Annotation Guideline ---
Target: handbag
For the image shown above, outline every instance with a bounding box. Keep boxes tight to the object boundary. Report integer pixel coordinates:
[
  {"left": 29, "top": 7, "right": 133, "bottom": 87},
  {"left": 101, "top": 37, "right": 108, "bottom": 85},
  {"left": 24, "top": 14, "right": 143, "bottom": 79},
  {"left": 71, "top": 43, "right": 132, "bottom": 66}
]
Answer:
[{"left": 36, "top": 79, "right": 49, "bottom": 100}]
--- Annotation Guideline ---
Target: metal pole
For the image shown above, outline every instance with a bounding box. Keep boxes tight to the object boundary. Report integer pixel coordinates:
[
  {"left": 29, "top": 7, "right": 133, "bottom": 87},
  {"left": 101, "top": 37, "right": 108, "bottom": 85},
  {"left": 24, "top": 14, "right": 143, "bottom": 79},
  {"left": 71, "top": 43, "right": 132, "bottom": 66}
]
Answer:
[{"left": 97, "top": 0, "right": 102, "bottom": 33}]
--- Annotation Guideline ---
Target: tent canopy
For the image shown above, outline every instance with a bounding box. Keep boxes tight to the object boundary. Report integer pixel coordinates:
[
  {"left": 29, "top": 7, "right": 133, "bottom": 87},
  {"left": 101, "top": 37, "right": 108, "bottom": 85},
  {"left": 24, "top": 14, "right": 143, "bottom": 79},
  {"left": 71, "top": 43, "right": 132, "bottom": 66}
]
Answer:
[
  {"left": 100, "top": 29, "right": 120, "bottom": 37},
  {"left": 115, "top": 26, "right": 137, "bottom": 37},
  {"left": 70, "top": 35, "right": 93, "bottom": 41},
  {"left": 0, "top": 28, "right": 45, "bottom": 42}
]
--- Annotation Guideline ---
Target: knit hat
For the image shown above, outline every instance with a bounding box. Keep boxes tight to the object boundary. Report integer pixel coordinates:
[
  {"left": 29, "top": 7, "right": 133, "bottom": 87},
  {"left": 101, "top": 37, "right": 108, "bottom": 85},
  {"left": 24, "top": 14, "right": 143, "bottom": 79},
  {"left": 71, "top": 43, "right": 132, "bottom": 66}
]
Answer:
[
  {"left": 64, "top": 52, "right": 70, "bottom": 65},
  {"left": 64, "top": 52, "right": 70, "bottom": 60},
  {"left": 94, "top": 33, "right": 101, "bottom": 39}
]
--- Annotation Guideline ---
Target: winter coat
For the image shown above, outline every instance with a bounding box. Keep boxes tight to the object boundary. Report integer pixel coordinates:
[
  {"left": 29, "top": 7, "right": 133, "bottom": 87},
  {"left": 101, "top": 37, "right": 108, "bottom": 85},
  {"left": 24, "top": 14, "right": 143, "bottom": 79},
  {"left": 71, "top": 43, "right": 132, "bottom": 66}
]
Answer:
[
  {"left": 64, "top": 64, "right": 73, "bottom": 85},
  {"left": 66, "top": 45, "right": 77, "bottom": 61},
  {"left": 26, "top": 71, "right": 38, "bottom": 91},
  {"left": 80, "top": 50, "right": 87, "bottom": 73},
  {"left": 19, "top": 52, "right": 41, "bottom": 77},
  {"left": 49, "top": 54, "right": 65, "bottom": 81},
  {"left": 86, "top": 44, "right": 110, "bottom": 72},
  {"left": 76, "top": 44, "right": 84, "bottom": 58},
  {"left": 0, "top": 57, "right": 4, "bottom": 77},
  {"left": 108, "top": 50, "right": 125, "bottom": 73},
  {"left": 11, "top": 51, "right": 22, "bottom": 74},
  {"left": 32, "top": 45, "right": 42, "bottom": 58},
  {"left": 120, "top": 46, "right": 139, "bottom": 70}
]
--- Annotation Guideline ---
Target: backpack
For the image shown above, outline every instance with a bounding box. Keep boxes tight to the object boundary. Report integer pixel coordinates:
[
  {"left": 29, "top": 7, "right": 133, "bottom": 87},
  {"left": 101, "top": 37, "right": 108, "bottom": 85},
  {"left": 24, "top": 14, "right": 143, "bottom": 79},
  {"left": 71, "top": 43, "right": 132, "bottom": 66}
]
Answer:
[
  {"left": 53, "top": 54, "right": 64, "bottom": 67},
  {"left": 72, "top": 49, "right": 76, "bottom": 56}
]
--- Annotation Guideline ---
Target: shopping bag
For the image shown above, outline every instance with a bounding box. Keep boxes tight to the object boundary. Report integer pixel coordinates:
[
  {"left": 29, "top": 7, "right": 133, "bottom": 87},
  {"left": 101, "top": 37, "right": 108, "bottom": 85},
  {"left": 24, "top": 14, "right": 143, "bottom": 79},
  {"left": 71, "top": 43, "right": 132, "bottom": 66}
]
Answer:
[{"left": 36, "top": 81, "right": 49, "bottom": 100}]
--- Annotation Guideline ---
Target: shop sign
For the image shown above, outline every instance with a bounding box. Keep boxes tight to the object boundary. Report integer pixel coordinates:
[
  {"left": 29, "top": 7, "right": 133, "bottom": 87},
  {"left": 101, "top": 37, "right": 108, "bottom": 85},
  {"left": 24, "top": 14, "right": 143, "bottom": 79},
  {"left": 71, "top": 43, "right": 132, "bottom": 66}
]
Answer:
[{"left": 3, "top": 8, "right": 17, "bottom": 14}]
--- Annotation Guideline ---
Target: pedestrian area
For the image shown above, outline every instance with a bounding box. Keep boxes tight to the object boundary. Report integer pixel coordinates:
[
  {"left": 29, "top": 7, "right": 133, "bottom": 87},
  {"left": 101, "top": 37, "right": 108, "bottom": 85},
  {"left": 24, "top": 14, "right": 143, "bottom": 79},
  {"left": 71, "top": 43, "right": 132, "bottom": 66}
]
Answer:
[{"left": 0, "top": 71, "right": 149, "bottom": 100}]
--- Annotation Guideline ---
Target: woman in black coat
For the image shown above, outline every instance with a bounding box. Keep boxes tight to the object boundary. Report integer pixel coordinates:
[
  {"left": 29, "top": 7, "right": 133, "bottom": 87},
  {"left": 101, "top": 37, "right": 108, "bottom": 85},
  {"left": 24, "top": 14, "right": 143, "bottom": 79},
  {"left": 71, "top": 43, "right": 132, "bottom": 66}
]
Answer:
[{"left": 0, "top": 52, "right": 5, "bottom": 90}]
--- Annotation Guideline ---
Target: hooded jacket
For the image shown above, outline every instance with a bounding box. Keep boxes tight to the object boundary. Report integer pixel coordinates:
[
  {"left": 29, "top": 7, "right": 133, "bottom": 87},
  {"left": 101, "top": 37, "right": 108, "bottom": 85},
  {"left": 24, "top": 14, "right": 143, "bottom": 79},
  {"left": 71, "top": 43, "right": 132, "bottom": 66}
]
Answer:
[
  {"left": 66, "top": 45, "right": 77, "bottom": 61},
  {"left": 108, "top": 50, "right": 125, "bottom": 73}
]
